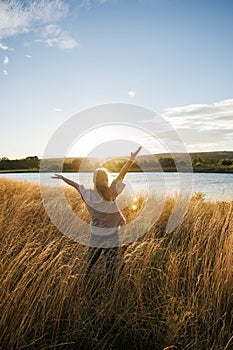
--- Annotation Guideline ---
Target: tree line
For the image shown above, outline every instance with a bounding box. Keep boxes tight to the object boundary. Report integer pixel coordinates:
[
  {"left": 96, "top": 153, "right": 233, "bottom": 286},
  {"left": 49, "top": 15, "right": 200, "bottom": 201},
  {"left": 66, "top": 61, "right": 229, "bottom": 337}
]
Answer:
[
  {"left": 0, "top": 155, "right": 233, "bottom": 172},
  {"left": 0, "top": 156, "right": 40, "bottom": 171}
]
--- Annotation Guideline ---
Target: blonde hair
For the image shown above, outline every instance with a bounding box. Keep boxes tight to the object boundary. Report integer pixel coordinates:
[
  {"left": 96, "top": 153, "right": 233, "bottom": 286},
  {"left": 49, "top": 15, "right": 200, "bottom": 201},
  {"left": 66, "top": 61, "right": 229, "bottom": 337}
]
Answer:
[{"left": 93, "top": 168, "right": 112, "bottom": 201}]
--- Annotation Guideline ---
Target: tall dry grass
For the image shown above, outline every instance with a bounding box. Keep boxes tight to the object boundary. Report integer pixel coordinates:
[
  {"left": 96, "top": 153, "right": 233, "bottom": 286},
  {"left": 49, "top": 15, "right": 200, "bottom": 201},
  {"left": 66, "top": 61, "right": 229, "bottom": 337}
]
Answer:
[{"left": 0, "top": 178, "right": 233, "bottom": 350}]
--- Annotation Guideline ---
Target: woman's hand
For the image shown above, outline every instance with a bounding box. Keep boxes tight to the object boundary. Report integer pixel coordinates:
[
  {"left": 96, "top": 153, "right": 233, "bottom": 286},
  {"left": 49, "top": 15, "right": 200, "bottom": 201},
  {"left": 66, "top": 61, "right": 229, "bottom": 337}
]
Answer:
[
  {"left": 130, "top": 146, "right": 142, "bottom": 160},
  {"left": 51, "top": 174, "right": 79, "bottom": 189},
  {"left": 51, "top": 173, "right": 64, "bottom": 180},
  {"left": 115, "top": 146, "right": 142, "bottom": 182}
]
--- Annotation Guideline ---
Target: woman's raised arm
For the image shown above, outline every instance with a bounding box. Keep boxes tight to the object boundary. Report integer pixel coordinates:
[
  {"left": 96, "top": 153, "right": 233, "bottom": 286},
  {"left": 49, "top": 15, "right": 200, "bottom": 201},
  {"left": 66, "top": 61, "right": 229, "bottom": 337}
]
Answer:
[
  {"left": 115, "top": 146, "right": 142, "bottom": 181},
  {"left": 51, "top": 174, "right": 79, "bottom": 189}
]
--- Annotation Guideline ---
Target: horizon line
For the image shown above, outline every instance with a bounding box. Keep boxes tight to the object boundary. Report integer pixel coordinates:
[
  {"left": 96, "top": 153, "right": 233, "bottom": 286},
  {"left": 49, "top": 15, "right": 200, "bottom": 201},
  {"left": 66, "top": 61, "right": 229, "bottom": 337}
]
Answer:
[{"left": 1, "top": 149, "right": 233, "bottom": 161}]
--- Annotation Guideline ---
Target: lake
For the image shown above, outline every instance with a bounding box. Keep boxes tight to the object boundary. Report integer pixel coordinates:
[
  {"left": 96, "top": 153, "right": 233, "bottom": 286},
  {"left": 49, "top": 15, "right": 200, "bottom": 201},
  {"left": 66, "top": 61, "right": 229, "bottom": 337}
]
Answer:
[{"left": 0, "top": 172, "right": 233, "bottom": 202}]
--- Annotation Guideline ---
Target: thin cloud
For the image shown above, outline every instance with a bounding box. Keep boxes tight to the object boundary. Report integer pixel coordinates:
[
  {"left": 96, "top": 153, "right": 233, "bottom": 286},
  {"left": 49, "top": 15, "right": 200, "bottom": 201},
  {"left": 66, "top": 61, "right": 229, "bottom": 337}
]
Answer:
[
  {"left": 38, "top": 24, "right": 78, "bottom": 49},
  {"left": 99, "top": 0, "right": 118, "bottom": 4},
  {"left": 138, "top": 98, "right": 233, "bottom": 152},
  {"left": 3, "top": 69, "right": 8, "bottom": 75},
  {"left": 0, "top": 0, "right": 78, "bottom": 50},
  {"left": 25, "top": 54, "right": 32, "bottom": 58},
  {"left": 0, "top": 0, "right": 68, "bottom": 38},
  {"left": 0, "top": 42, "right": 13, "bottom": 51},
  {"left": 163, "top": 99, "right": 233, "bottom": 120},
  {"left": 163, "top": 99, "right": 233, "bottom": 130},
  {"left": 3, "top": 56, "right": 9, "bottom": 65},
  {"left": 79, "top": 0, "right": 92, "bottom": 9},
  {"left": 54, "top": 107, "right": 64, "bottom": 112},
  {"left": 224, "top": 132, "right": 233, "bottom": 140},
  {"left": 128, "top": 90, "right": 136, "bottom": 98},
  {"left": 161, "top": 98, "right": 233, "bottom": 151},
  {"left": 79, "top": 0, "right": 118, "bottom": 9}
]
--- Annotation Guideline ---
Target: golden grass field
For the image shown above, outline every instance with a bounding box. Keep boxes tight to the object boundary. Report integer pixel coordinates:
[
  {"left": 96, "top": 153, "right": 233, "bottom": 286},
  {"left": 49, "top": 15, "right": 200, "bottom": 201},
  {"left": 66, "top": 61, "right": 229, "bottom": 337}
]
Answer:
[{"left": 0, "top": 178, "right": 233, "bottom": 350}]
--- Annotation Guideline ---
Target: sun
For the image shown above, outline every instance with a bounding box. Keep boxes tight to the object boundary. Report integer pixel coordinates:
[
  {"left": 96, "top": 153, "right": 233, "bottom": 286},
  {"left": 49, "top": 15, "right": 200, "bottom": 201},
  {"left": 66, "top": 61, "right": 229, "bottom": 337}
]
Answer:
[{"left": 66, "top": 124, "right": 149, "bottom": 159}]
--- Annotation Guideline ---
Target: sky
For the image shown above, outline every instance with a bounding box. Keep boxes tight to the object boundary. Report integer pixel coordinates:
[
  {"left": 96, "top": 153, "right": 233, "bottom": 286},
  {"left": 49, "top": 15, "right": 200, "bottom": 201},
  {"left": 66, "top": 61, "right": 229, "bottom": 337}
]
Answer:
[{"left": 0, "top": 0, "right": 233, "bottom": 159}]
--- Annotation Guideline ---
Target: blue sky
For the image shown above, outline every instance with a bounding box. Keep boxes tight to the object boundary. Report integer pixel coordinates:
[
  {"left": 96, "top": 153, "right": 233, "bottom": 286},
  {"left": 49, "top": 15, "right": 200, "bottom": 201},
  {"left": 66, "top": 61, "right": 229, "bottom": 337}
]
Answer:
[{"left": 0, "top": 0, "right": 233, "bottom": 158}]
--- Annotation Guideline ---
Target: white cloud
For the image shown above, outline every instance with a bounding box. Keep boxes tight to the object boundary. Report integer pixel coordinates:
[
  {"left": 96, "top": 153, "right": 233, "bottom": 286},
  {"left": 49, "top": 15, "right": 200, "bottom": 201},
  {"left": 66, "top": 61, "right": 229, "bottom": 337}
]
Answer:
[
  {"left": 0, "top": 42, "right": 13, "bottom": 51},
  {"left": 38, "top": 24, "right": 78, "bottom": 49},
  {"left": 79, "top": 0, "right": 92, "bottom": 9},
  {"left": 3, "top": 56, "right": 9, "bottom": 65},
  {"left": 99, "top": 0, "right": 115, "bottom": 3},
  {"left": 138, "top": 98, "right": 233, "bottom": 152},
  {"left": 79, "top": 0, "right": 117, "bottom": 9},
  {"left": 54, "top": 107, "right": 64, "bottom": 112},
  {"left": 187, "top": 142, "right": 221, "bottom": 151},
  {"left": 0, "top": 0, "right": 69, "bottom": 38},
  {"left": 3, "top": 69, "right": 8, "bottom": 75},
  {"left": 25, "top": 54, "right": 32, "bottom": 58},
  {"left": 128, "top": 90, "right": 136, "bottom": 98},
  {"left": 0, "top": 0, "right": 77, "bottom": 50},
  {"left": 163, "top": 99, "right": 233, "bottom": 119},
  {"left": 163, "top": 99, "right": 233, "bottom": 130},
  {"left": 224, "top": 132, "right": 233, "bottom": 140},
  {"left": 161, "top": 98, "right": 233, "bottom": 151}
]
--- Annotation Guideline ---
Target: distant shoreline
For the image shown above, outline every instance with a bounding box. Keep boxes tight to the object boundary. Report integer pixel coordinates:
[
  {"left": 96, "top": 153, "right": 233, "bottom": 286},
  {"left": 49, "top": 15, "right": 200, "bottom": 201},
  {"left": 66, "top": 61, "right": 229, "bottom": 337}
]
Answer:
[
  {"left": 1, "top": 151, "right": 233, "bottom": 174},
  {"left": 1, "top": 168, "right": 233, "bottom": 174}
]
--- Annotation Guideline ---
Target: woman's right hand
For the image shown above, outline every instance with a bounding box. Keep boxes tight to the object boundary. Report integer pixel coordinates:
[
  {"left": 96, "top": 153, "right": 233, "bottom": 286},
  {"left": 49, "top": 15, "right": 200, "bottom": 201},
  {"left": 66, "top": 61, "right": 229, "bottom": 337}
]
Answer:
[
  {"left": 51, "top": 174, "right": 64, "bottom": 179},
  {"left": 130, "top": 146, "right": 142, "bottom": 160}
]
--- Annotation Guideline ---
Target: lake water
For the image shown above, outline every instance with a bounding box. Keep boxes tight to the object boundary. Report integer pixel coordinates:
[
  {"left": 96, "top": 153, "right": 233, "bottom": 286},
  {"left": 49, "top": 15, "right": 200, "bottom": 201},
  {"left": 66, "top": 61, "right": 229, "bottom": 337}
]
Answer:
[{"left": 0, "top": 172, "right": 233, "bottom": 202}]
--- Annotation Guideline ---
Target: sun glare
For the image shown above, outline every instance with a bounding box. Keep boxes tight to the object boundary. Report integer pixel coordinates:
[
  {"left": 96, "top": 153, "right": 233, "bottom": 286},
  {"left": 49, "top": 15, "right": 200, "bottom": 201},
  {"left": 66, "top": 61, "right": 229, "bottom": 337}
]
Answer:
[{"left": 66, "top": 124, "right": 163, "bottom": 158}]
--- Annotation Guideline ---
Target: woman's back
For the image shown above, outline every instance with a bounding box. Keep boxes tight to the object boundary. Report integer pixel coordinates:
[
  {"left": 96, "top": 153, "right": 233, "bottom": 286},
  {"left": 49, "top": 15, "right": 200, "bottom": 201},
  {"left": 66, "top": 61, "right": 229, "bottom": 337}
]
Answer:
[{"left": 77, "top": 179, "right": 126, "bottom": 236}]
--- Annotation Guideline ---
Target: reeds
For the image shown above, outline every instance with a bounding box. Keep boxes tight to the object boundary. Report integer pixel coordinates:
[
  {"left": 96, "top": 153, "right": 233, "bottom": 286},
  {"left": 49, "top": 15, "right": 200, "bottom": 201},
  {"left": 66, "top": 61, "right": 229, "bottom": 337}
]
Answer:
[{"left": 0, "top": 178, "right": 232, "bottom": 349}]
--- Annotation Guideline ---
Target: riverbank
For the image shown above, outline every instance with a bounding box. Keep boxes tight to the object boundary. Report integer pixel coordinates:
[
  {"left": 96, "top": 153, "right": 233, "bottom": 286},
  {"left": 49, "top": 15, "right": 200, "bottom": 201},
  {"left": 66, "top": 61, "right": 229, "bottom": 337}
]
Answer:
[
  {"left": 0, "top": 169, "right": 39, "bottom": 173},
  {"left": 1, "top": 167, "right": 233, "bottom": 173}
]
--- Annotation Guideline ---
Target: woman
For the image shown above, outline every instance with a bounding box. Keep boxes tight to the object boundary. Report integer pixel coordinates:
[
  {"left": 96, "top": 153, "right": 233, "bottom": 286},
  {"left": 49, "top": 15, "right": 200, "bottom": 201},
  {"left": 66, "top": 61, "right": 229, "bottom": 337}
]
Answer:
[{"left": 52, "top": 146, "right": 142, "bottom": 286}]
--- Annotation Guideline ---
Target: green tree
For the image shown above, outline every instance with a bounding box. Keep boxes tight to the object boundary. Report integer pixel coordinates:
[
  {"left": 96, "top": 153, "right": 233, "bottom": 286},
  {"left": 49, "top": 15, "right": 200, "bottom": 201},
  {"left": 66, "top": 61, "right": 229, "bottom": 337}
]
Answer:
[
  {"left": 218, "top": 158, "right": 233, "bottom": 166},
  {"left": 192, "top": 156, "right": 204, "bottom": 166},
  {"left": 159, "top": 157, "right": 176, "bottom": 168},
  {"left": 0, "top": 157, "right": 10, "bottom": 170}
]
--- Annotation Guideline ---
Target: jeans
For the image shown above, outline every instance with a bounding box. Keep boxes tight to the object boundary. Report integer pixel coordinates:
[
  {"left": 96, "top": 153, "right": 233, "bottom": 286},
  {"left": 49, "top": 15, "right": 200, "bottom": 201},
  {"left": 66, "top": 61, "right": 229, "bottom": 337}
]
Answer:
[{"left": 85, "top": 231, "right": 119, "bottom": 286}]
